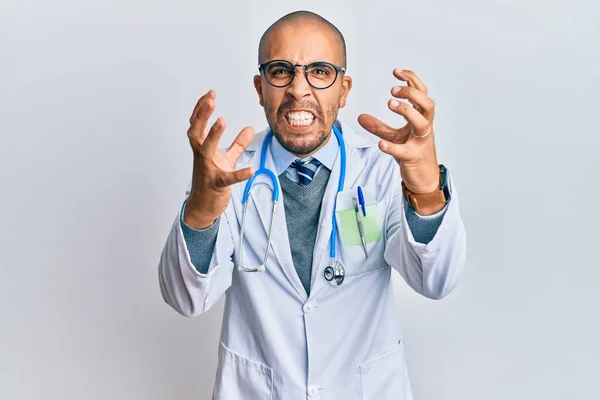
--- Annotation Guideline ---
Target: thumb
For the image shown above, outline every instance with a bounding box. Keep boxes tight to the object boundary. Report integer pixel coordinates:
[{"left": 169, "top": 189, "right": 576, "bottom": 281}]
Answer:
[
  {"left": 358, "top": 114, "right": 397, "bottom": 142},
  {"left": 217, "top": 166, "right": 254, "bottom": 188}
]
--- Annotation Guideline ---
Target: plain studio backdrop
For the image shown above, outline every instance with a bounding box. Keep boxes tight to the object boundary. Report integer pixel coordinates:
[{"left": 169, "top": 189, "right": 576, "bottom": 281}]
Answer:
[{"left": 1, "top": 0, "right": 598, "bottom": 399}]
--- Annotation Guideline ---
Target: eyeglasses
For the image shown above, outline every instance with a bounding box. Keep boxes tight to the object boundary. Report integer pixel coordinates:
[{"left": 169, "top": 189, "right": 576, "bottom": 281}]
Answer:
[{"left": 258, "top": 60, "right": 346, "bottom": 90}]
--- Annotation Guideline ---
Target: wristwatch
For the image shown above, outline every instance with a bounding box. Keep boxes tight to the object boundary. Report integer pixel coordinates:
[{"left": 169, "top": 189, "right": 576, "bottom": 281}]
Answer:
[{"left": 401, "top": 164, "right": 450, "bottom": 211}]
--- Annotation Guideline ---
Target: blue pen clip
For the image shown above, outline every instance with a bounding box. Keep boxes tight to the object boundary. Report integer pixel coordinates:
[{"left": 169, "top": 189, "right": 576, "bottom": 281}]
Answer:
[{"left": 357, "top": 186, "right": 366, "bottom": 217}]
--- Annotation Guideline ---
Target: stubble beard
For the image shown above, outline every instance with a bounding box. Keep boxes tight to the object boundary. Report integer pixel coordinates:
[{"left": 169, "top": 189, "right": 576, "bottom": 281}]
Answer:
[{"left": 265, "top": 101, "right": 338, "bottom": 157}]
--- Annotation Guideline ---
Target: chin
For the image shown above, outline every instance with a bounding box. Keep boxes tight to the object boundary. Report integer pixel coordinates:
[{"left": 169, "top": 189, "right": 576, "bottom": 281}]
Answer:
[{"left": 272, "top": 118, "right": 329, "bottom": 156}]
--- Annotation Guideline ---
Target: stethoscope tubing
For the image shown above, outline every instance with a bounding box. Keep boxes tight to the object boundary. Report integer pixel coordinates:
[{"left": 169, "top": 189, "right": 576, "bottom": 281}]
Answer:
[{"left": 239, "top": 126, "right": 346, "bottom": 273}]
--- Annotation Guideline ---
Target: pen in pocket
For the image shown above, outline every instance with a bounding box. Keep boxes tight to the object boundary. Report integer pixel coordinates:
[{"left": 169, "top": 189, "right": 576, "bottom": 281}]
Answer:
[
  {"left": 357, "top": 186, "right": 366, "bottom": 217},
  {"left": 353, "top": 196, "right": 369, "bottom": 258}
]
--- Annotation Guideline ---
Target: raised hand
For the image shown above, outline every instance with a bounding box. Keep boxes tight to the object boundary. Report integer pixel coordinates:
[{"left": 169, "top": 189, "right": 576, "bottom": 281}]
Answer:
[
  {"left": 358, "top": 69, "right": 440, "bottom": 196},
  {"left": 184, "top": 90, "right": 255, "bottom": 229}
]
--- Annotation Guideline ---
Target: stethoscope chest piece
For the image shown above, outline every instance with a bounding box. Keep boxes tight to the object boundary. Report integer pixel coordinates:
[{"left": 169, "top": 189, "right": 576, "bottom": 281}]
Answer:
[{"left": 324, "top": 261, "right": 345, "bottom": 286}]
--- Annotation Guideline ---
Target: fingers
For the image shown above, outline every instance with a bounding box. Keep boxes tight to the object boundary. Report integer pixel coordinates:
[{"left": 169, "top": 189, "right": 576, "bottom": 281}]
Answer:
[
  {"left": 217, "top": 167, "right": 254, "bottom": 188},
  {"left": 187, "top": 90, "right": 216, "bottom": 148},
  {"left": 202, "top": 116, "right": 226, "bottom": 157},
  {"left": 357, "top": 114, "right": 399, "bottom": 142},
  {"left": 387, "top": 99, "right": 429, "bottom": 135},
  {"left": 393, "top": 69, "right": 427, "bottom": 95},
  {"left": 189, "top": 90, "right": 216, "bottom": 125},
  {"left": 225, "top": 126, "right": 255, "bottom": 165},
  {"left": 378, "top": 140, "right": 414, "bottom": 162},
  {"left": 391, "top": 85, "right": 435, "bottom": 121},
  {"left": 213, "top": 127, "right": 255, "bottom": 188}
]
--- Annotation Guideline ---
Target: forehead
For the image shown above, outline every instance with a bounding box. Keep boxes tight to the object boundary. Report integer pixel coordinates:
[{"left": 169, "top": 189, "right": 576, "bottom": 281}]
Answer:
[{"left": 263, "top": 22, "right": 343, "bottom": 65}]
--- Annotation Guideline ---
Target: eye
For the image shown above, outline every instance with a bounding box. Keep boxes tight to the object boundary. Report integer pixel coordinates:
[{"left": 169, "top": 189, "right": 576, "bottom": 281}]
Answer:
[
  {"left": 308, "top": 63, "right": 335, "bottom": 76},
  {"left": 272, "top": 68, "right": 291, "bottom": 75}
]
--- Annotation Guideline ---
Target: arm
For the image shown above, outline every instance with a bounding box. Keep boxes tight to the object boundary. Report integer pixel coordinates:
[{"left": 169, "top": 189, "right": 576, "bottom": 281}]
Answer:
[
  {"left": 158, "top": 198, "right": 235, "bottom": 317},
  {"left": 158, "top": 90, "right": 254, "bottom": 317},
  {"left": 357, "top": 68, "right": 466, "bottom": 298},
  {"left": 384, "top": 174, "right": 466, "bottom": 299}
]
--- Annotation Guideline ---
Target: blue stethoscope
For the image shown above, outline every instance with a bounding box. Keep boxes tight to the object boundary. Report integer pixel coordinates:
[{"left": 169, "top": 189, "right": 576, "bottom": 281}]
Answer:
[{"left": 238, "top": 125, "right": 347, "bottom": 285}]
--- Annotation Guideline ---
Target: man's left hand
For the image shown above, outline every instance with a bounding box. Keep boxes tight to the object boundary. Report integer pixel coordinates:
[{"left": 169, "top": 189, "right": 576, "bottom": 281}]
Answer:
[{"left": 358, "top": 69, "right": 441, "bottom": 197}]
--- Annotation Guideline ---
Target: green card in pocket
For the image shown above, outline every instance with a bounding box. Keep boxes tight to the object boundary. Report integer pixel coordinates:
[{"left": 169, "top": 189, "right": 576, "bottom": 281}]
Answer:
[{"left": 336, "top": 204, "right": 382, "bottom": 246}]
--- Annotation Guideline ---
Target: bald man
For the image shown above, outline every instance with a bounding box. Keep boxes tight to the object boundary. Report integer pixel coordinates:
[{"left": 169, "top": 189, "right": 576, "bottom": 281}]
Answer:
[{"left": 159, "top": 10, "right": 466, "bottom": 400}]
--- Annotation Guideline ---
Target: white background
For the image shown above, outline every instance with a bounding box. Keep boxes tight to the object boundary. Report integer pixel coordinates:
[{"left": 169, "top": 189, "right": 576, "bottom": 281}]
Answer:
[{"left": 1, "top": 0, "right": 599, "bottom": 399}]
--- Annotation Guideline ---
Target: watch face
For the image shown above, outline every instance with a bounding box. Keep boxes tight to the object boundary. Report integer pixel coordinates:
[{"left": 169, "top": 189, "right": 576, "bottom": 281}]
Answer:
[{"left": 439, "top": 164, "right": 450, "bottom": 200}]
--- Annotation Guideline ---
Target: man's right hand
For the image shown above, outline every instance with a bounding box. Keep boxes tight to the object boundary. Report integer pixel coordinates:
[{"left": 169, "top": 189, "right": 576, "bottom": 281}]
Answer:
[{"left": 183, "top": 90, "right": 255, "bottom": 229}]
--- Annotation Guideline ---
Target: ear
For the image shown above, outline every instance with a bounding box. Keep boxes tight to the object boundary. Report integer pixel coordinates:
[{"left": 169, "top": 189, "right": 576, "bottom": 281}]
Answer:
[
  {"left": 253, "top": 75, "right": 264, "bottom": 107},
  {"left": 339, "top": 75, "right": 352, "bottom": 108}
]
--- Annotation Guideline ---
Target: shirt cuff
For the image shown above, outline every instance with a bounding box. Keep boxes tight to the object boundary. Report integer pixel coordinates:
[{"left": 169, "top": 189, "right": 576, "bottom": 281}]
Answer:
[
  {"left": 404, "top": 201, "right": 448, "bottom": 244},
  {"left": 179, "top": 200, "right": 220, "bottom": 274}
]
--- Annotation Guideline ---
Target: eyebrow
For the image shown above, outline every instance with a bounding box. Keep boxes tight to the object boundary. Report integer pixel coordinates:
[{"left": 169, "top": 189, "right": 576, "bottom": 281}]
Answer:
[
  {"left": 268, "top": 61, "right": 293, "bottom": 66},
  {"left": 264, "top": 60, "right": 338, "bottom": 66}
]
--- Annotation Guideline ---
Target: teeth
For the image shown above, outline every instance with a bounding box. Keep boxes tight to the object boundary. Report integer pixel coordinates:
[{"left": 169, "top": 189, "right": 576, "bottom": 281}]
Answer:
[{"left": 286, "top": 111, "right": 314, "bottom": 127}]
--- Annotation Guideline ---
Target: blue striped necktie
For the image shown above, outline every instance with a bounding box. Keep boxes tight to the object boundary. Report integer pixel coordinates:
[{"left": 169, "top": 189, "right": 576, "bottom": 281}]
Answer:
[{"left": 291, "top": 158, "right": 321, "bottom": 187}]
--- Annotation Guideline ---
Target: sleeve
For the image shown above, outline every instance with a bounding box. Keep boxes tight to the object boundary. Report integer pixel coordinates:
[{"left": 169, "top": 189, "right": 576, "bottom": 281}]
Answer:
[
  {"left": 383, "top": 172, "right": 466, "bottom": 300},
  {"left": 180, "top": 200, "right": 220, "bottom": 274},
  {"left": 158, "top": 195, "right": 236, "bottom": 317},
  {"left": 404, "top": 203, "right": 447, "bottom": 244}
]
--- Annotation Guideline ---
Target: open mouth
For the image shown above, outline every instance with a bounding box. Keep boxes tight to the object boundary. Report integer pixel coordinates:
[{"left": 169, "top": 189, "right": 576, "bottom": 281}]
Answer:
[{"left": 285, "top": 111, "right": 315, "bottom": 128}]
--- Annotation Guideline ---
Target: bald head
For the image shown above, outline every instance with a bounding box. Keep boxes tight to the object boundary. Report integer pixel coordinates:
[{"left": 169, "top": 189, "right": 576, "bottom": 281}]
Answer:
[{"left": 258, "top": 10, "right": 347, "bottom": 68}]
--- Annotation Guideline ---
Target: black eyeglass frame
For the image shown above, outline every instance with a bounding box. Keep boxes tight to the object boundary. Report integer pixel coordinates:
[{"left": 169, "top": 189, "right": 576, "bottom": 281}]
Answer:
[{"left": 258, "top": 59, "right": 346, "bottom": 90}]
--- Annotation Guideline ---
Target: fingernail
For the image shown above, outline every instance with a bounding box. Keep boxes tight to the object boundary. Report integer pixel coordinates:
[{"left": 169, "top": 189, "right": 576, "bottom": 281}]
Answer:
[
  {"left": 390, "top": 99, "right": 400, "bottom": 107},
  {"left": 393, "top": 86, "right": 402, "bottom": 93},
  {"left": 380, "top": 141, "right": 388, "bottom": 150},
  {"left": 395, "top": 68, "right": 403, "bottom": 74}
]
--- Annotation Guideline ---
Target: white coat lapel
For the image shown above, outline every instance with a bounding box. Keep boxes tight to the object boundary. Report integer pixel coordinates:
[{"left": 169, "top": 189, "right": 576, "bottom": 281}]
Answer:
[{"left": 246, "top": 128, "right": 309, "bottom": 302}]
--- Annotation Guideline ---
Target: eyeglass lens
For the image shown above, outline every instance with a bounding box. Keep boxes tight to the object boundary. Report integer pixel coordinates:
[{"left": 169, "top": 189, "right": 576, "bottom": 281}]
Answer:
[{"left": 264, "top": 61, "right": 338, "bottom": 88}]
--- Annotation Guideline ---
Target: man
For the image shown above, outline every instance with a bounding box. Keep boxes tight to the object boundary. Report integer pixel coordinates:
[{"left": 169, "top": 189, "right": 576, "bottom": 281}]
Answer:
[{"left": 159, "top": 10, "right": 466, "bottom": 400}]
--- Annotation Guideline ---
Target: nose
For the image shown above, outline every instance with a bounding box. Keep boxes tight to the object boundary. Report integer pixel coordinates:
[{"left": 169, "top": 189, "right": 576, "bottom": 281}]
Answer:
[{"left": 285, "top": 66, "right": 312, "bottom": 100}]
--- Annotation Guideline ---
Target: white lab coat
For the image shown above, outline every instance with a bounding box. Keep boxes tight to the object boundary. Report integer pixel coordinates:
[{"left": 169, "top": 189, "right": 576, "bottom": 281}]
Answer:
[{"left": 159, "top": 120, "right": 466, "bottom": 400}]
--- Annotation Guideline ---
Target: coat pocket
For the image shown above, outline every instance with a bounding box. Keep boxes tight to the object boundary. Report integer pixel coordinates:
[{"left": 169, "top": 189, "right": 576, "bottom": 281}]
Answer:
[
  {"left": 359, "top": 338, "right": 411, "bottom": 400},
  {"left": 212, "top": 341, "right": 273, "bottom": 400},
  {"left": 335, "top": 187, "right": 383, "bottom": 246},
  {"left": 334, "top": 187, "right": 387, "bottom": 278}
]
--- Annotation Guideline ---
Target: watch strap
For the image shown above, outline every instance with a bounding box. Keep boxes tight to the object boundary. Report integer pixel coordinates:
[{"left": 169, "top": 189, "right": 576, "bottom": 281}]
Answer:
[
  {"left": 402, "top": 181, "right": 447, "bottom": 210},
  {"left": 401, "top": 165, "right": 449, "bottom": 211}
]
